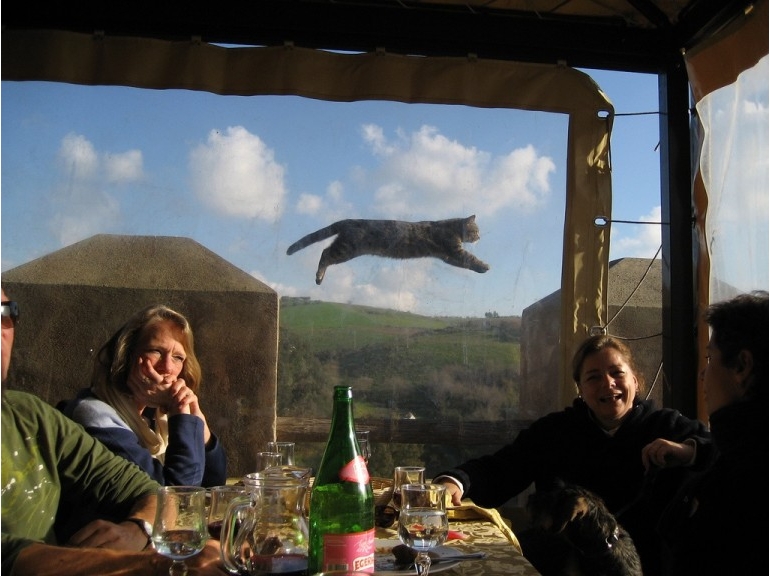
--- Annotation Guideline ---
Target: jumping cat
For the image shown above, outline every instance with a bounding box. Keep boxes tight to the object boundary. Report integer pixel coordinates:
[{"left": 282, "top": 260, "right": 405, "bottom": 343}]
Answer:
[{"left": 286, "top": 215, "right": 490, "bottom": 285}]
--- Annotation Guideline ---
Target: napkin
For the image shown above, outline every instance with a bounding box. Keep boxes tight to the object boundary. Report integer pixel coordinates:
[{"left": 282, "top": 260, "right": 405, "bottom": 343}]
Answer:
[{"left": 448, "top": 500, "right": 522, "bottom": 553}]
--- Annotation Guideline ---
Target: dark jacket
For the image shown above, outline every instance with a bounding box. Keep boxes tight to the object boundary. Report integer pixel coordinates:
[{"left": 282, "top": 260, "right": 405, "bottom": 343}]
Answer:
[
  {"left": 660, "top": 399, "right": 768, "bottom": 575},
  {"left": 436, "top": 398, "right": 713, "bottom": 575}
]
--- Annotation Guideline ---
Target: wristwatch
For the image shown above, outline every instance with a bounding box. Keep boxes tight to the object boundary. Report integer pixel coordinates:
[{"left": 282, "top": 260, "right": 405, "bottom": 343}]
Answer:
[{"left": 125, "top": 517, "right": 154, "bottom": 550}]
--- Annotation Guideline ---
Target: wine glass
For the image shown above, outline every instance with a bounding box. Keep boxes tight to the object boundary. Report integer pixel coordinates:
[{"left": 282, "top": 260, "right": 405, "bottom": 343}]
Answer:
[
  {"left": 151, "top": 486, "right": 208, "bottom": 576},
  {"left": 391, "top": 466, "right": 425, "bottom": 511},
  {"left": 397, "top": 483, "right": 449, "bottom": 576},
  {"left": 207, "top": 485, "right": 247, "bottom": 540},
  {"left": 355, "top": 430, "right": 371, "bottom": 466},
  {"left": 255, "top": 450, "right": 283, "bottom": 472}
]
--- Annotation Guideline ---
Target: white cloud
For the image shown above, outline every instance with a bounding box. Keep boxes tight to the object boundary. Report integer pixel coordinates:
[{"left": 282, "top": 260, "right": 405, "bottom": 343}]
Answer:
[
  {"left": 49, "top": 133, "right": 140, "bottom": 246},
  {"left": 610, "top": 206, "right": 662, "bottom": 260},
  {"left": 296, "top": 193, "right": 323, "bottom": 215},
  {"left": 359, "top": 124, "right": 554, "bottom": 218},
  {"left": 293, "top": 181, "right": 355, "bottom": 221},
  {"left": 189, "top": 126, "right": 287, "bottom": 221},
  {"left": 49, "top": 195, "right": 121, "bottom": 246},
  {"left": 104, "top": 150, "right": 144, "bottom": 183},
  {"left": 307, "top": 261, "right": 422, "bottom": 312},
  {"left": 291, "top": 121, "right": 553, "bottom": 223},
  {"left": 57, "top": 133, "right": 99, "bottom": 182},
  {"left": 361, "top": 123, "right": 396, "bottom": 156},
  {"left": 278, "top": 255, "right": 482, "bottom": 314},
  {"left": 251, "top": 270, "right": 301, "bottom": 297},
  {"left": 57, "top": 133, "right": 145, "bottom": 185}
]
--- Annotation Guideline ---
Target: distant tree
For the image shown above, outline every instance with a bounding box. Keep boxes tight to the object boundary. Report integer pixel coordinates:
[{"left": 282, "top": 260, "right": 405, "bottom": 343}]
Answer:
[{"left": 277, "top": 330, "right": 334, "bottom": 418}]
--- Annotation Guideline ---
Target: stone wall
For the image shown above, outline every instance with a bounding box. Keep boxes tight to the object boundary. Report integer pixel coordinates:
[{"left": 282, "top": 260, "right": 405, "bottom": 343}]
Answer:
[
  {"left": 521, "top": 258, "right": 663, "bottom": 417},
  {"left": 2, "top": 234, "right": 278, "bottom": 479}
]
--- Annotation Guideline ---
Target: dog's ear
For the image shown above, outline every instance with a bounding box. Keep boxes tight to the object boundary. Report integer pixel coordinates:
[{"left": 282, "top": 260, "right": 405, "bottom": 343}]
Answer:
[
  {"left": 549, "top": 489, "right": 590, "bottom": 534},
  {"left": 569, "top": 495, "right": 590, "bottom": 522}
]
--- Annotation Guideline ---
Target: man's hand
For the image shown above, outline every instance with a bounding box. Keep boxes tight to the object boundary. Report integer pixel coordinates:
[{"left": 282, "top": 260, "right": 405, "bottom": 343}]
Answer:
[
  {"left": 436, "top": 479, "right": 464, "bottom": 506},
  {"left": 67, "top": 519, "right": 149, "bottom": 551}
]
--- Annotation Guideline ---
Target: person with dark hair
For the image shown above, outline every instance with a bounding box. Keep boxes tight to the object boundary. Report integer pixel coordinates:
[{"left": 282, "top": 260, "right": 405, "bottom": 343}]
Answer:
[
  {"left": 435, "top": 334, "right": 714, "bottom": 575},
  {"left": 661, "top": 290, "right": 768, "bottom": 575},
  {"left": 60, "top": 304, "right": 226, "bottom": 489}
]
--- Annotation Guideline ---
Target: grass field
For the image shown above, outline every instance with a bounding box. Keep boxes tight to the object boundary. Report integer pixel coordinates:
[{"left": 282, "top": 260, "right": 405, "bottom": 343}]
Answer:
[{"left": 277, "top": 297, "right": 523, "bottom": 477}]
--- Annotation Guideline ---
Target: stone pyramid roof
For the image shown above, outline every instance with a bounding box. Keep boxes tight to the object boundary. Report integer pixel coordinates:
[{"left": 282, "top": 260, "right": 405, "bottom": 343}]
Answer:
[{"left": 4, "top": 234, "right": 266, "bottom": 292}]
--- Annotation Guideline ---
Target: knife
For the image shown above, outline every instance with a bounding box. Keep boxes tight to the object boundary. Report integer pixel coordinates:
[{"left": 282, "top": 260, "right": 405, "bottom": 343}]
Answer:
[{"left": 396, "top": 551, "right": 488, "bottom": 568}]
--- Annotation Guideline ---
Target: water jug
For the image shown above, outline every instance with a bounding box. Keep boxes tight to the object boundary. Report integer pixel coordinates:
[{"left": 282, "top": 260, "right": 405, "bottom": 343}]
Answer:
[{"left": 221, "top": 473, "right": 310, "bottom": 575}]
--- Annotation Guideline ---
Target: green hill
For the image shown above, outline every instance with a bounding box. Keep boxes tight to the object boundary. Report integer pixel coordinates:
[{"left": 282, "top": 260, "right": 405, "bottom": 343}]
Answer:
[
  {"left": 277, "top": 297, "right": 522, "bottom": 477},
  {"left": 278, "top": 297, "right": 521, "bottom": 416}
]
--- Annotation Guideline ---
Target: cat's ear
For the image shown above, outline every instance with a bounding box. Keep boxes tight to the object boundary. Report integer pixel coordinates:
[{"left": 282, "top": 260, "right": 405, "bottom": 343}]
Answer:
[{"left": 467, "top": 215, "right": 476, "bottom": 222}]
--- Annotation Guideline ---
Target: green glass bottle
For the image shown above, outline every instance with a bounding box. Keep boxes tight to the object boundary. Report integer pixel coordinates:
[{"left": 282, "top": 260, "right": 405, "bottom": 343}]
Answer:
[{"left": 308, "top": 386, "right": 375, "bottom": 574}]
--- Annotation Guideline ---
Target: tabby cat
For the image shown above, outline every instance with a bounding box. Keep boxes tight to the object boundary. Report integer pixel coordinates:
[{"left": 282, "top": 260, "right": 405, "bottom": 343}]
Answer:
[{"left": 286, "top": 215, "right": 490, "bottom": 284}]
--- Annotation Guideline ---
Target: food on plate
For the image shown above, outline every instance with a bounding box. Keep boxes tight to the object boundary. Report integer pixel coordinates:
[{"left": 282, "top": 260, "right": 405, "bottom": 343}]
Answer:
[{"left": 392, "top": 544, "right": 439, "bottom": 566}]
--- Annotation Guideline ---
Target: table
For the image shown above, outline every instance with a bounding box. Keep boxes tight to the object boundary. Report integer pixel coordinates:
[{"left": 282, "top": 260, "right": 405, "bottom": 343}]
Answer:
[
  {"left": 375, "top": 500, "right": 541, "bottom": 575},
  {"left": 225, "top": 475, "right": 541, "bottom": 575}
]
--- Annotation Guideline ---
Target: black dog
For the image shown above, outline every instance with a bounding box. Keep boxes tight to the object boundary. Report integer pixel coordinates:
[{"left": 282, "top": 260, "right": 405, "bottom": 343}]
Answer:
[{"left": 519, "top": 480, "right": 643, "bottom": 576}]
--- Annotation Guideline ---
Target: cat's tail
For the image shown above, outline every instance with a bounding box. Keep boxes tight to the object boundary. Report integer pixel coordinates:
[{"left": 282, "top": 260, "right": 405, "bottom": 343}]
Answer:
[{"left": 286, "top": 222, "right": 341, "bottom": 255}]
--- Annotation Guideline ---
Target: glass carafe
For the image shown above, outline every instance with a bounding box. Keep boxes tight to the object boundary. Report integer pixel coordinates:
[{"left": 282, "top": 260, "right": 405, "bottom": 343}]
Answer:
[{"left": 221, "top": 473, "right": 310, "bottom": 575}]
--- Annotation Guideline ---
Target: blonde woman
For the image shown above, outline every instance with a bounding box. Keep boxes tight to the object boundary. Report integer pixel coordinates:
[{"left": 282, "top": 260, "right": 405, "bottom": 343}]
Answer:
[{"left": 61, "top": 304, "right": 226, "bottom": 487}]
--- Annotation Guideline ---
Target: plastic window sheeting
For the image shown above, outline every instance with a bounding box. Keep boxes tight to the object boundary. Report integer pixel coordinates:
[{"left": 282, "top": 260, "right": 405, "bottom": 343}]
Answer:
[{"left": 698, "top": 54, "right": 769, "bottom": 302}]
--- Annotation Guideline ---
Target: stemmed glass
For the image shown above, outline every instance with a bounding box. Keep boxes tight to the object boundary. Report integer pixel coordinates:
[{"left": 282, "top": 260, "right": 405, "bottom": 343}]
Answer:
[
  {"left": 355, "top": 430, "right": 372, "bottom": 466},
  {"left": 392, "top": 466, "right": 425, "bottom": 511},
  {"left": 397, "top": 483, "right": 449, "bottom": 576},
  {"left": 151, "top": 486, "right": 208, "bottom": 576}
]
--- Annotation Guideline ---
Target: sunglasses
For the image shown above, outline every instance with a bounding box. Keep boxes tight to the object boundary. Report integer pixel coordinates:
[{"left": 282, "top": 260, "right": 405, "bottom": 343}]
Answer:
[{"left": 1, "top": 301, "right": 20, "bottom": 329}]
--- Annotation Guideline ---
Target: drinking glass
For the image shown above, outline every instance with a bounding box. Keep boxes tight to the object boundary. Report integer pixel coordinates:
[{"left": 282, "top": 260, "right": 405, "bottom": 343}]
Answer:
[
  {"left": 355, "top": 430, "right": 371, "bottom": 466},
  {"left": 267, "top": 441, "right": 296, "bottom": 465},
  {"left": 207, "top": 485, "right": 247, "bottom": 540},
  {"left": 397, "top": 483, "right": 449, "bottom": 576},
  {"left": 392, "top": 466, "right": 425, "bottom": 511},
  {"left": 255, "top": 450, "right": 283, "bottom": 472},
  {"left": 151, "top": 486, "right": 207, "bottom": 576}
]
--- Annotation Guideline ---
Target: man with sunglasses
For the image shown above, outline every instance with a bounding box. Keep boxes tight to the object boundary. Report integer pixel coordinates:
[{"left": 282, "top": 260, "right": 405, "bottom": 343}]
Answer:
[
  {"left": 1, "top": 299, "right": 19, "bottom": 329},
  {"left": 1, "top": 288, "right": 224, "bottom": 574}
]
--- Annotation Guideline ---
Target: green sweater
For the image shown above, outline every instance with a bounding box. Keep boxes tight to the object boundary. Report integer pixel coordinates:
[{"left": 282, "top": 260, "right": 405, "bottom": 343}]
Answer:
[{"left": 1, "top": 390, "right": 160, "bottom": 572}]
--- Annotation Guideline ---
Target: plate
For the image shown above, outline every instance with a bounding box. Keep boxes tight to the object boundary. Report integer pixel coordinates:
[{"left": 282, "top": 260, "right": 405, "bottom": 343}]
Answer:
[{"left": 373, "top": 539, "right": 461, "bottom": 575}]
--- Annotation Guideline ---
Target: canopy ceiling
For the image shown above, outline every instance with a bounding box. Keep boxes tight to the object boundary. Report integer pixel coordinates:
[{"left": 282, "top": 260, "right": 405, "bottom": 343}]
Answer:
[{"left": 2, "top": 0, "right": 752, "bottom": 72}]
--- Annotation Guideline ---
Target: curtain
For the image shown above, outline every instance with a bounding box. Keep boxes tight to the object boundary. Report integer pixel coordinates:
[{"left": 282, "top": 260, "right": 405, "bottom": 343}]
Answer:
[{"left": 685, "top": 0, "right": 769, "bottom": 419}]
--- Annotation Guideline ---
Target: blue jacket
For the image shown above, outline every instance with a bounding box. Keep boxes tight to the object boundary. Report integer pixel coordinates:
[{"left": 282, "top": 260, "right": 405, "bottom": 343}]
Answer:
[{"left": 61, "top": 388, "right": 226, "bottom": 487}]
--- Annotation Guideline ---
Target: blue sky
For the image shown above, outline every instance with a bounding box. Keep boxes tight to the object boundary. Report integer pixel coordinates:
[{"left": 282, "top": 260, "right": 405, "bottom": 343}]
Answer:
[{"left": 1, "top": 69, "right": 667, "bottom": 316}]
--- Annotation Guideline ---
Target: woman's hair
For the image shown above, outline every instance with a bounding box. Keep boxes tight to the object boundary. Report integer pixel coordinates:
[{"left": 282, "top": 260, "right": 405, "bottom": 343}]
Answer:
[
  {"left": 91, "top": 304, "right": 202, "bottom": 453},
  {"left": 705, "top": 290, "right": 768, "bottom": 401},
  {"left": 571, "top": 334, "right": 646, "bottom": 395}
]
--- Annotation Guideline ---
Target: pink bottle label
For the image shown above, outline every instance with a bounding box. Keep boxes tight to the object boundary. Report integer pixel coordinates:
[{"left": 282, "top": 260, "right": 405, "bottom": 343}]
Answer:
[
  {"left": 322, "top": 528, "right": 375, "bottom": 573},
  {"left": 338, "top": 455, "right": 370, "bottom": 483}
]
